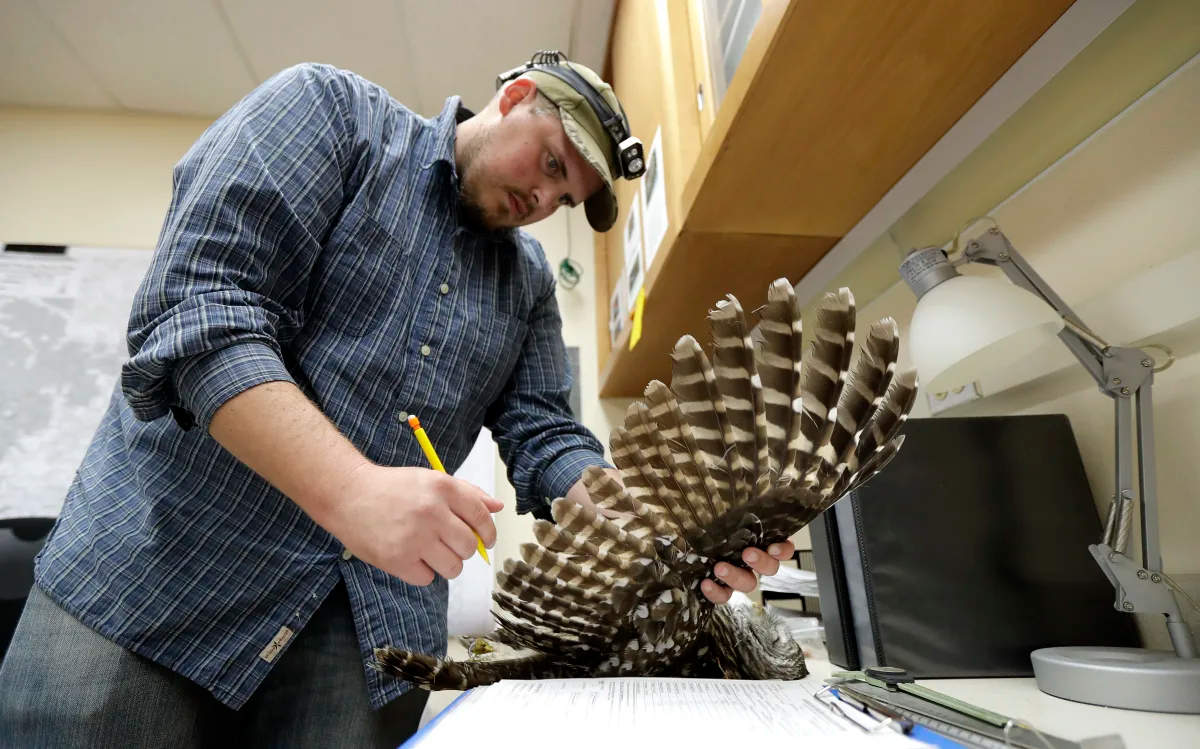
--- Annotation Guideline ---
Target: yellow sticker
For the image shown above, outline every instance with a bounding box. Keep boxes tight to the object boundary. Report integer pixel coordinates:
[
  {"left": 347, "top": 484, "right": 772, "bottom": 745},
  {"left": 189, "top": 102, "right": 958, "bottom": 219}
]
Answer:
[{"left": 629, "top": 288, "right": 645, "bottom": 350}]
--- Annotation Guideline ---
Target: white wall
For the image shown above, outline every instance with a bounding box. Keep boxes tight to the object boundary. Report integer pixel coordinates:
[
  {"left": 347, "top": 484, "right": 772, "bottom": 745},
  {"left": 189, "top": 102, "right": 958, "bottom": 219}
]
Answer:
[
  {"left": 0, "top": 106, "right": 212, "bottom": 250},
  {"left": 847, "top": 54, "right": 1200, "bottom": 650}
]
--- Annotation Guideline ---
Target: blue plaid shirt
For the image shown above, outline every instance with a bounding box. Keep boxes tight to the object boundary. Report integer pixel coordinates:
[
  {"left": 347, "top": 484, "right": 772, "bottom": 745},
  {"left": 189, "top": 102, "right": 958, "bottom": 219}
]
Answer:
[{"left": 34, "top": 63, "right": 608, "bottom": 710}]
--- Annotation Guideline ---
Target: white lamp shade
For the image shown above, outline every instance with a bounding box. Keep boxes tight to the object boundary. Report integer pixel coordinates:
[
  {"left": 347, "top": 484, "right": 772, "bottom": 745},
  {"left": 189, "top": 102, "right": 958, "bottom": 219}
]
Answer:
[{"left": 909, "top": 274, "right": 1064, "bottom": 393}]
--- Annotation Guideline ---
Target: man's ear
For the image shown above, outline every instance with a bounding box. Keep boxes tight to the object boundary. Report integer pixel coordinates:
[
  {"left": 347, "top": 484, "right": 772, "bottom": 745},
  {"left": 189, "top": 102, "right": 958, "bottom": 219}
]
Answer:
[{"left": 497, "top": 77, "right": 537, "bottom": 117}]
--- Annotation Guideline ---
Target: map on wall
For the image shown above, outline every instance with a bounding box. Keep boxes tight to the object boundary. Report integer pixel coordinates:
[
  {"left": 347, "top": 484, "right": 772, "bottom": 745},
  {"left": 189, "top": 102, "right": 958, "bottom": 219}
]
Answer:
[
  {"left": 0, "top": 246, "right": 154, "bottom": 519},
  {"left": 0, "top": 244, "right": 577, "bottom": 527}
]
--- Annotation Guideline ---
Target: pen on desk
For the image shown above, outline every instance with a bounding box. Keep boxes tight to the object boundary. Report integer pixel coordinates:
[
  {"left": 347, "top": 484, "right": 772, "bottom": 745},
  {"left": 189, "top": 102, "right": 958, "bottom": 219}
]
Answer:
[
  {"left": 831, "top": 688, "right": 912, "bottom": 734},
  {"left": 823, "top": 691, "right": 882, "bottom": 731},
  {"left": 407, "top": 415, "right": 491, "bottom": 564}
]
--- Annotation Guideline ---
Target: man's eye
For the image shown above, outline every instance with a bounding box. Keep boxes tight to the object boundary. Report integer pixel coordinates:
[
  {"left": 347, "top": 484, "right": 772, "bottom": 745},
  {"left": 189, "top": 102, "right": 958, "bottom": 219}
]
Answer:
[{"left": 548, "top": 156, "right": 559, "bottom": 173}]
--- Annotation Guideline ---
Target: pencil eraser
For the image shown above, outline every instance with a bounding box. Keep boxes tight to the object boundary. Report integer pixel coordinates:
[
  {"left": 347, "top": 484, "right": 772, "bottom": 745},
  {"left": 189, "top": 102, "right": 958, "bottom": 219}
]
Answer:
[{"left": 408, "top": 415, "right": 421, "bottom": 429}]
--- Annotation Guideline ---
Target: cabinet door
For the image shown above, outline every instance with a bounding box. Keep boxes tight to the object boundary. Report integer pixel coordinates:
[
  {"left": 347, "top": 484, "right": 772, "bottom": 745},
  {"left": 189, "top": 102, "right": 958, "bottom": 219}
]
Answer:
[
  {"left": 689, "top": 0, "right": 767, "bottom": 138},
  {"left": 603, "top": 0, "right": 702, "bottom": 308}
]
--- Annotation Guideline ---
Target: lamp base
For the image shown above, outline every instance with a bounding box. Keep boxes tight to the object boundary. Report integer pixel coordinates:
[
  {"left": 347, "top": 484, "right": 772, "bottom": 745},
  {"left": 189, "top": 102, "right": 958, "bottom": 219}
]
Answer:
[{"left": 1031, "top": 646, "right": 1200, "bottom": 714}]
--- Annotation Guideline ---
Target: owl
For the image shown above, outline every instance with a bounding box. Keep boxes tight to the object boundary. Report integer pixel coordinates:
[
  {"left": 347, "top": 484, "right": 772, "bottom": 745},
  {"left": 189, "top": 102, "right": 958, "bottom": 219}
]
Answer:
[{"left": 372, "top": 278, "right": 918, "bottom": 689}]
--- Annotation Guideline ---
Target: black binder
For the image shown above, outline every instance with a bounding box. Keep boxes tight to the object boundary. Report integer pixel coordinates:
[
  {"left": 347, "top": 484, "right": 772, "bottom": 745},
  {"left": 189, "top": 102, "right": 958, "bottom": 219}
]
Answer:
[{"left": 810, "top": 414, "right": 1141, "bottom": 677}]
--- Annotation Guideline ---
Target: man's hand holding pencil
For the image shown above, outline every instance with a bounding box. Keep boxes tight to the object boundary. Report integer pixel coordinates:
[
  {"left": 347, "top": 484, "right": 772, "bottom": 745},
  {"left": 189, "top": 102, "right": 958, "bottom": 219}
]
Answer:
[
  {"left": 333, "top": 460, "right": 502, "bottom": 587},
  {"left": 408, "top": 416, "right": 491, "bottom": 563}
]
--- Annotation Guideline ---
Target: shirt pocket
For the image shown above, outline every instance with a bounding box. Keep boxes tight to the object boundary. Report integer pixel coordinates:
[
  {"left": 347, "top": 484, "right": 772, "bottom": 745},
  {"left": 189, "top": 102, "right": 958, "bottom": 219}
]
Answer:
[
  {"left": 464, "top": 309, "right": 529, "bottom": 416},
  {"left": 309, "top": 207, "right": 409, "bottom": 338}
]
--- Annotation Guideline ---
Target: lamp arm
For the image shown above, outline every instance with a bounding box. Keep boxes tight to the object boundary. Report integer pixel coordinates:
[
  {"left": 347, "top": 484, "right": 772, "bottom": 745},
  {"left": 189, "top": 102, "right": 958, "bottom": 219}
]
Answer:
[
  {"left": 962, "top": 229, "right": 1196, "bottom": 659},
  {"left": 964, "top": 229, "right": 1108, "bottom": 386}
]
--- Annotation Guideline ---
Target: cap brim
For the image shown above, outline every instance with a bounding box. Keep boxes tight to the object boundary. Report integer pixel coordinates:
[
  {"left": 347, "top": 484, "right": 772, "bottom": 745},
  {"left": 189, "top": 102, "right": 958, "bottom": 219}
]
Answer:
[{"left": 561, "top": 111, "right": 618, "bottom": 232}]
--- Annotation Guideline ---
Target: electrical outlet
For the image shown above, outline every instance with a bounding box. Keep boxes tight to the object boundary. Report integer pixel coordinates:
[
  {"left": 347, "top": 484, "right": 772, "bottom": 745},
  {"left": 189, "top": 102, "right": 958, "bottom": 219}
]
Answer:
[{"left": 926, "top": 381, "right": 983, "bottom": 415}]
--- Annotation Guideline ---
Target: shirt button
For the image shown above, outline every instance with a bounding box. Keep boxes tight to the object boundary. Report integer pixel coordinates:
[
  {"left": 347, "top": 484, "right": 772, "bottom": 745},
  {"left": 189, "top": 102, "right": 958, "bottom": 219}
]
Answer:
[
  {"left": 342, "top": 549, "right": 353, "bottom": 561},
  {"left": 397, "top": 410, "right": 409, "bottom": 423},
  {"left": 420, "top": 344, "right": 432, "bottom": 356},
  {"left": 439, "top": 283, "right": 450, "bottom": 294}
]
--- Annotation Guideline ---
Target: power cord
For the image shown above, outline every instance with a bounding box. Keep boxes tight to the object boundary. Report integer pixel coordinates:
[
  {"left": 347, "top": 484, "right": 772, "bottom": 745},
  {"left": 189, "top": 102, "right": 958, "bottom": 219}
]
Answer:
[{"left": 558, "top": 240, "right": 584, "bottom": 290}]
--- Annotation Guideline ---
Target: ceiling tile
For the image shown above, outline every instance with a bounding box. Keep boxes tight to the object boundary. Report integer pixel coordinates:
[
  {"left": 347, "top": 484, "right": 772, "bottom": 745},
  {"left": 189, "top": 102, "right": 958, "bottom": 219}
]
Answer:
[
  {"left": 2, "top": 0, "right": 616, "bottom": 120},
  {"left": 33, "top": 0, "right": 258, "bottom": 117},
  {"left": 399, "top": 0, "right": 576, "bottom": 115},
  {"left": 219, "top": 0, "right": 425, "bottom": 114},
  {"left": 0, "top": 0, "right": 117, "bottom": 109}
]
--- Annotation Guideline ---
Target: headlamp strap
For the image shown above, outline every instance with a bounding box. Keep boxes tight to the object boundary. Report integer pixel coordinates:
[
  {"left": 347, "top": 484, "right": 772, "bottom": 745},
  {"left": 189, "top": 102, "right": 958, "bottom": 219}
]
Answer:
[{"left": 498, "top": 51, "right": 632, "bottom": 176}]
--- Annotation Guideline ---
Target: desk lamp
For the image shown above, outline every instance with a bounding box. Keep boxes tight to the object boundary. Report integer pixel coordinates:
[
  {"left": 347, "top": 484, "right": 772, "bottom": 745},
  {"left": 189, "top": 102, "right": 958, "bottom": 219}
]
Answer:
[{"left": 898, "top": 222, "right": 1199, "bottom": 714}]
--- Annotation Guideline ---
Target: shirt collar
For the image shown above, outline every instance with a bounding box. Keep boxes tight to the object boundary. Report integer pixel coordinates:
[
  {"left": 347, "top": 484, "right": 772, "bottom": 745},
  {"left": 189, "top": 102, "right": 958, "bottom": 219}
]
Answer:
[{"left": 423, "top": 96, "right": 473, "bottom": 173}]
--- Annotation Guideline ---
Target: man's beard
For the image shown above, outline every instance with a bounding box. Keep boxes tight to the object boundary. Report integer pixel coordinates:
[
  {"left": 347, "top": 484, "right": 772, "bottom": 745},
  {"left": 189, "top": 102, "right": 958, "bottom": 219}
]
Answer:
[
  {"left": 455, "top": 131, "right": 500, "bottom": 234},
  {"left": 457, "top": 181, "right": 492, "bottom": 233}
]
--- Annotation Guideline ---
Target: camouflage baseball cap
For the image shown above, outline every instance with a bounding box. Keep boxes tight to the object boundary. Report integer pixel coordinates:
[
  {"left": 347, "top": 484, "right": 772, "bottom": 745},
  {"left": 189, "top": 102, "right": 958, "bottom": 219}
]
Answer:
[{"left": 519, "top": 62, "right": 630, "bottom": 232}]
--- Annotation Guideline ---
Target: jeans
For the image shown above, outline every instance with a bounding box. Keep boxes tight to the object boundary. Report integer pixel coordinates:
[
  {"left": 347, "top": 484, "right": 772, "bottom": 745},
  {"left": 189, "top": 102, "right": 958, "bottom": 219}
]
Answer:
[{"left": 0, "top": 582, "right": 428, "bottom": 748}]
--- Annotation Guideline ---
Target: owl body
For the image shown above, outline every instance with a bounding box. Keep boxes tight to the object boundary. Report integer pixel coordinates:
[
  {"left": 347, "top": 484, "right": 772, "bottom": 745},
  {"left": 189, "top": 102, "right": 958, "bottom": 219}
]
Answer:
[{"left": 373, "top": 279, "right": 917, "bottom": 691}]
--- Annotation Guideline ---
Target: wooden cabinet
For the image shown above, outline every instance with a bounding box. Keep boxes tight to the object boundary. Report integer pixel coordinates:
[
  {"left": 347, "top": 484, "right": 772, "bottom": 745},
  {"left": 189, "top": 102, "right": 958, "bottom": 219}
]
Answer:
[
  {"left": 688, "top": 0, "right": 768, "bottom": 139},
  {"left": 595, "top": 0, "right": 1076, "bottom": 398},
  {"left": 597, "top": 0, "right": 701, "bottom": 369}
]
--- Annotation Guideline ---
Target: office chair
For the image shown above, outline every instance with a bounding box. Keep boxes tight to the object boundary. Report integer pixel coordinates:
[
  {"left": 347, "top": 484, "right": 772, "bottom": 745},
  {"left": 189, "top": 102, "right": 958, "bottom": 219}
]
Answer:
[{"left": 0, "top": 517, "right": 56, "bottom": 662}]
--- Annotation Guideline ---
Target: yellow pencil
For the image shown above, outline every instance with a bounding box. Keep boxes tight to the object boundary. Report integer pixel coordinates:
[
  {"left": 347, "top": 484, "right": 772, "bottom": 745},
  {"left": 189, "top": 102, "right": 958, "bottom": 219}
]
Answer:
[{"left": 407, "top": 415, "right": 490, "bottom": 564}]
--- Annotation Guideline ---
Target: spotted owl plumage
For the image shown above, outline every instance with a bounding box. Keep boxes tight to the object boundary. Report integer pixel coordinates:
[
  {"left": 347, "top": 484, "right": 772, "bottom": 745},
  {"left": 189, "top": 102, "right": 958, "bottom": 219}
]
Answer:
[{"left": 371, "top": 279, "right": 918, "bottom": 690}]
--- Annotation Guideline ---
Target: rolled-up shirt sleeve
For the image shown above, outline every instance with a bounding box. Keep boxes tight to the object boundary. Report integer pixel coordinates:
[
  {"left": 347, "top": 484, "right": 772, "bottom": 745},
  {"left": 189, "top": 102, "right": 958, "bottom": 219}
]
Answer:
[
  {"left": 484, "top": 257, "right": 611, "bottom": 517},
  {"left": 121, "top": 63, "right": 362, "bottom": 431}
]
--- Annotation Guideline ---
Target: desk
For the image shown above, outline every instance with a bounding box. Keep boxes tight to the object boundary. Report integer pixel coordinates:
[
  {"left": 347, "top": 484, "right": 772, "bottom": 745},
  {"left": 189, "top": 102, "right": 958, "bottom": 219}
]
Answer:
[
  {"left": 417, "top": 654, "right": 1200, "bottom": 747},
  {"left": 804, "top": 657, "right": 1200, "bottom": 749}
]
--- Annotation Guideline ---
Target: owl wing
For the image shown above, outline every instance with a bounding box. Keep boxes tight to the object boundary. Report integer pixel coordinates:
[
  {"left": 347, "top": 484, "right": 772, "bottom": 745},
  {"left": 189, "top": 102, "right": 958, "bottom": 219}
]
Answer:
[{"left": 372, "top": 278, "right": 918, "bottom": 688}]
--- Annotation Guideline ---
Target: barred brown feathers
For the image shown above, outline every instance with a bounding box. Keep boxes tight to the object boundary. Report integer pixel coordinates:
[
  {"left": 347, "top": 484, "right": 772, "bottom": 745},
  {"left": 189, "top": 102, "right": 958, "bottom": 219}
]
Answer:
[{"left": 371, "top": 279, "right": 918, "bottom": 691}]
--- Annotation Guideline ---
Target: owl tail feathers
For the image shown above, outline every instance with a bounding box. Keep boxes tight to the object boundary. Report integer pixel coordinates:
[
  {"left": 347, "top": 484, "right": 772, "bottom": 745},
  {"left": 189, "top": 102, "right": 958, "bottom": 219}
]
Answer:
[{"left": 371, "top": 647, "right": 560, "bottom": 691}]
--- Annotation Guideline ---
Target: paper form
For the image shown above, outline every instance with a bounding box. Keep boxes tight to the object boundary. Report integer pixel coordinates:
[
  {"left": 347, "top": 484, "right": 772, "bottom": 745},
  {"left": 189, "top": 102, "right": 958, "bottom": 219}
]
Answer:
[
  {"left": 757, "top": 563, "right": 820, "bottom": 595},
  {"left": 409, "top": 678, "right": 926, "bottom": 748},
  {"left": 640, "top": 127, "right": 668, "bottom": 269}
]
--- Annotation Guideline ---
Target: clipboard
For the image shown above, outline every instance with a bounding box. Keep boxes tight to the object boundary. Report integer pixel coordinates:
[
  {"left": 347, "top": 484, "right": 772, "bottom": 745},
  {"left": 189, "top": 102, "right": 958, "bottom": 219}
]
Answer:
[
  {"left": 826, "top": 668, "right": 1125, "bottom": 749},
  {"left": 815, "top": 685, "right": 968, "bottom": 748}
]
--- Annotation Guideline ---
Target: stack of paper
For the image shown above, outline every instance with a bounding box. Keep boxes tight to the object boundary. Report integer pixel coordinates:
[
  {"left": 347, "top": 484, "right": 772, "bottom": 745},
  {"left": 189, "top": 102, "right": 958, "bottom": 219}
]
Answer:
[
  {"left": 758, "top": 564, "right": 821, "bottom": 596},
  {"left": 767, "top": 605, "right": 824, "bottom": 642},
  {"left": 406, "top": 677, "right": 928, "bottom": 749}
]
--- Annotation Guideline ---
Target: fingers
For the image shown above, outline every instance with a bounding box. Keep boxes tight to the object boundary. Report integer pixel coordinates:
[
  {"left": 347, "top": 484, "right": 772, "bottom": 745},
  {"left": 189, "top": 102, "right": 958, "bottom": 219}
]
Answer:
[
  {"left": 700, "top": 578, "right": 732, "bottom": 604},
  {"left": 439, "top": 517, "right": 480, "bottom": 561},
  {"left": 481, "top": 491, "right": 504, "bottom": 513},
  {"left": 743, "top": 546, "right": 781, "bottom": 577},
  {"left": 465, "top": 476, "right": 503, "bottom": 513},
  {"left": 703, "top": 542, "right": 797, "bottom": 604},
  {"left": 439, "top": 476, "right": 499, "bottom": 549},
  {"left": 768, "top": 540, "right": 795, "bottom": 560},
  {"left": 396, "top": 559, "right": 437, "bottom": 587},
  {"left": 714, "top": 561, "right": 758, "bottom": 593},
  {"left": 423, "top": 540, "right": 466, "bottom": 581},
  {"left": 462, "top": 480, "right": 503, "bottom": 514}
]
